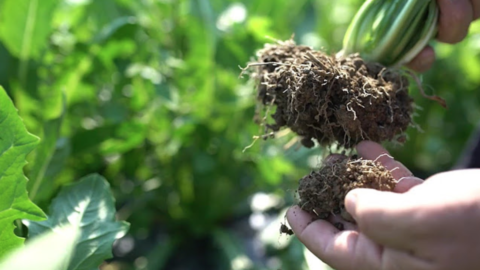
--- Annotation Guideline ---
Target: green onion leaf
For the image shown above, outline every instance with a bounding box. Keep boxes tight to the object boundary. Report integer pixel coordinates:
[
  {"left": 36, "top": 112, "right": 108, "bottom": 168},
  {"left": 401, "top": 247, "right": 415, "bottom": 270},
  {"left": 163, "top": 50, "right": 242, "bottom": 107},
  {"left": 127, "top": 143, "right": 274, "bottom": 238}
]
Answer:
[{"left": 343, "top": 0, "right": 439, "bottom": 67}]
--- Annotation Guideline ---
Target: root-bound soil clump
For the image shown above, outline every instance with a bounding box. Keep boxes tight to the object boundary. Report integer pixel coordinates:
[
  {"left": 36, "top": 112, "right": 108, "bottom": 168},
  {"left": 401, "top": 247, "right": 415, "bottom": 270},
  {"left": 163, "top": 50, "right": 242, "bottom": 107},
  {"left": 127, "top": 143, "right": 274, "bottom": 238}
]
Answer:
[
  {"left": 249, "top": 39, "right": 414, "bottom": 148},
  {"left": 297, "top": 155, "right": 396, "bottom": 223}
]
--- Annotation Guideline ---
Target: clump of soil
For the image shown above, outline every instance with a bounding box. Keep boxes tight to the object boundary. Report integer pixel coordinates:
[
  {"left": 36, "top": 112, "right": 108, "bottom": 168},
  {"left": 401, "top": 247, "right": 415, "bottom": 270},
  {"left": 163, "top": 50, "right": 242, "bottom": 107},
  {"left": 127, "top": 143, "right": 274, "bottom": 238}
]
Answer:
[
  {"left": 247, "top": 39, "right": 414, "bottom": 148},
  {"left": 297, "top": 155, "right": 396, "bottom": 223},
  {"left": 280, "top": 222, "right": 294, "bottom": 236}
]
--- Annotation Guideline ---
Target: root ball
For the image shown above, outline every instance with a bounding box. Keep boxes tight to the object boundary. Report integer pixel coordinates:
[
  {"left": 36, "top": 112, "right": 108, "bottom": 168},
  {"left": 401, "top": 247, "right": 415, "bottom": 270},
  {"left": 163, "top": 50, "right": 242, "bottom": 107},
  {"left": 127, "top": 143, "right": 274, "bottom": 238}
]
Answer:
[
  {"left": 250, "top": 39, "right": 414, "bottom": 148},
  {"left": 297, "top": 155, "right": 396, "bottom": 222}
]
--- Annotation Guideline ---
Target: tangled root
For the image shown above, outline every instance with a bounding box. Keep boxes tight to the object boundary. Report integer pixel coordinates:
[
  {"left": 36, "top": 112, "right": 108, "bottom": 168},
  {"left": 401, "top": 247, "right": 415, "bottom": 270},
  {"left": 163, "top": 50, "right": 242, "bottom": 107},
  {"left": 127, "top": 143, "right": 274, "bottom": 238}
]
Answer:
[
  {"left": 246, "top": 39, "right": 414, "bottom": 148},
  {"left": 297, "top": 155, "right": 396, "bottom": 222}
]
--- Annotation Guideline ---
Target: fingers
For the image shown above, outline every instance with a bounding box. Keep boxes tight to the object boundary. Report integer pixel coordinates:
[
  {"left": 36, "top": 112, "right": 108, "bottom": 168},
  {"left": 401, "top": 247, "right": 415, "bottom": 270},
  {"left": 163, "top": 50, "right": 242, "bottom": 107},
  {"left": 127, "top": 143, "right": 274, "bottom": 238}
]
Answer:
[
  {"left": 407, "top": 0, "right": 477, "bottom": 73},
  {"left": 394, "top": 176, "right": 424, "bottom": 193},
  {"left": 472, "top": 0, "right": 480, "bottom": 20},
  {"left": 356, "top": 141, "right": 413, "bottom": 180},
  {"left": 287, "top": 206, "right": 382, "bottom": 270},
  {"left": 405, "top": 46, "right": 435, "bottom": 73},
  {"left": 287, "top": 205, "right": 432, "bottom": 270},
  {"left": 345, "top": 189, "right": 418, "bottom": 250},
  {"left": 437, "top": 0, "right": 473, "bottom": 43},
  {"left": 381, "top": 247, "right": 432, "bottom": 270},
  {"left": 328, "top": 214, "right": 358, "bottom": 231},
  {"left": 287, "top": 206, "right": 329, "bottom": 234},
  {"left": 286, "top": 206, "right": 340, "bottom": 261}
]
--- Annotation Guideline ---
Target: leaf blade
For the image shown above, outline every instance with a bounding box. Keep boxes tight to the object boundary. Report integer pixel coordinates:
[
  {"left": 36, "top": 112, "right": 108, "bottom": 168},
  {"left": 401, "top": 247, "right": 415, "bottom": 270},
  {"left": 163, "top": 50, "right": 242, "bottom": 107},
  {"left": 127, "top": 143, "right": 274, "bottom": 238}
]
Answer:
[
  {"left": 0, "top": 0, "right": 59, "bottom": 60},
  {"left": 26, "top": 174, "right": 129, "bottom": 270},
  {"left": 0, "top": 86, "right": 46, "bottom": 260}
]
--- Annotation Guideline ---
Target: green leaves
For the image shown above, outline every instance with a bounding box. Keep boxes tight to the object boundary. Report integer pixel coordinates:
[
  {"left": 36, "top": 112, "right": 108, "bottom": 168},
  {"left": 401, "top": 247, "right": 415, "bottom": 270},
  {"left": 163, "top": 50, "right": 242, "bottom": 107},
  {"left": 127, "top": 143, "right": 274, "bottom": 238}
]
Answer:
[
  {"left": 26, "top": 174, "right": 129, "bottom": 270},
  {"left": 0, "top": 87, "right": 128, "bottom": 268},
  {"left": 342, "top": 0, "right": 438, "bottom": 67},
  {"left": 0, "top": 86, "right": 46, "bottom": 259},
  {"left": 0, "top": 0, "right": 59, "bottom": 60},
  {"left": 27, "top": 95, "right": 66, "bottom": 202}
]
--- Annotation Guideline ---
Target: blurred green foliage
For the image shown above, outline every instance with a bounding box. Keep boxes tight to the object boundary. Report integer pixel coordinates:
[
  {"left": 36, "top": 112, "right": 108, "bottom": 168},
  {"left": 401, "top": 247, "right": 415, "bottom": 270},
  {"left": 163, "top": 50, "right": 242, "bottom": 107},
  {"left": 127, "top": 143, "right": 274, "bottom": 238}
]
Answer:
[{"left": 0, "top": 0, "right": 478, "bottom": 269}]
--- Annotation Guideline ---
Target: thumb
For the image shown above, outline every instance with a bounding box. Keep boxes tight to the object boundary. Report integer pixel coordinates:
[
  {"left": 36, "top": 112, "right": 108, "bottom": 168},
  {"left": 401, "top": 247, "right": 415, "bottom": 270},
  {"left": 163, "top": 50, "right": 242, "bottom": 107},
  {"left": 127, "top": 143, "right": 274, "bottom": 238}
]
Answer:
[{"left": 345, "top": 188, "right": 414, "bottom": 249}]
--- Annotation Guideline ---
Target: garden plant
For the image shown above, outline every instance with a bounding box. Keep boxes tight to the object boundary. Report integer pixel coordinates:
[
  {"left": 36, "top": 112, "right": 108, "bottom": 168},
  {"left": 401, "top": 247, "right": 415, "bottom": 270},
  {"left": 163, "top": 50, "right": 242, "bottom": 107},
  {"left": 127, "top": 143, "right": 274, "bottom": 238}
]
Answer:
[{"left": 0, "top": 0, "right": 479, "bottom": 269}]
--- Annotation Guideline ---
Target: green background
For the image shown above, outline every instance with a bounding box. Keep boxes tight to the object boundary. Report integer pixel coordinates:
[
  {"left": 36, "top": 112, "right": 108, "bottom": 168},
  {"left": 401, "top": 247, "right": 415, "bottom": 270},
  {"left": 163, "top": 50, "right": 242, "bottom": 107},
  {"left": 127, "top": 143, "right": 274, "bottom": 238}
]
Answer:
[{"left": 0, "top": 0, "right": 479, "bottom": 269}]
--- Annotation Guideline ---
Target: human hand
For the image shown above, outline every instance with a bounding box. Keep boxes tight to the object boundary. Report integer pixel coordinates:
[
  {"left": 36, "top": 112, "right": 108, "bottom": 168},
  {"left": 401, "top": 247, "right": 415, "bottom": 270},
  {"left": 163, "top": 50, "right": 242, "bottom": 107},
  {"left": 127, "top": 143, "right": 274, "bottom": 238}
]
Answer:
[
  {"left": 287, "top": 141, "right": 480, "bottom": 270},
  {"left": 407, "top": 0, "right": 480, "bottom": 72}
]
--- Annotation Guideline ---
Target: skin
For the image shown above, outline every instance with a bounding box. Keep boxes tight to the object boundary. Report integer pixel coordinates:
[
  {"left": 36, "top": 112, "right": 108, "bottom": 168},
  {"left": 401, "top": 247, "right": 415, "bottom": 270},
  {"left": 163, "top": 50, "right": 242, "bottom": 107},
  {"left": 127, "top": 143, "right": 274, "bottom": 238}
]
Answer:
[
  {"left": 406, "top": 0, "right": 480, "bottom": 72},
  {"left": 286, "top": 2, "right": 480, "bottom": 268},
  {"left": 287, "top": 141, "right": 480, "bottom": 270}
]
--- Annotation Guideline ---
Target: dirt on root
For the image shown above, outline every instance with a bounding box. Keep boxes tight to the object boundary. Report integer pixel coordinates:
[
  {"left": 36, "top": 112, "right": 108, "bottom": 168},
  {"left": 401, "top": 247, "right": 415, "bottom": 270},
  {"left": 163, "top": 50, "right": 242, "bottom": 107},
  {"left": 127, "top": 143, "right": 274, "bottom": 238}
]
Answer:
[
  {"left": 248, "top": 39, "right": 414, "bottom": 148},
  {"left": 297, "top": 155, "right": 396, "bottom": 223}
]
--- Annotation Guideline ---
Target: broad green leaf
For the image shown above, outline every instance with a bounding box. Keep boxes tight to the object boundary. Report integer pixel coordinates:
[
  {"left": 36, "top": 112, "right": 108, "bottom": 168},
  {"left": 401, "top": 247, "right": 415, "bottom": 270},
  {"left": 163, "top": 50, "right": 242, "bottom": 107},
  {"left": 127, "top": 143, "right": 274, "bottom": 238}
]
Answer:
[
  {"left": 0, "top": 225, "right": 79, "bottom": 270},
  {"left": 0, "top": 0, "right": 59, "bottom": 60},
  {"left": 26, "top": 174, "right": 130, "bottom": 270},
  {"left": 0, "top": 86, "right": 46, "bottom": 259}
]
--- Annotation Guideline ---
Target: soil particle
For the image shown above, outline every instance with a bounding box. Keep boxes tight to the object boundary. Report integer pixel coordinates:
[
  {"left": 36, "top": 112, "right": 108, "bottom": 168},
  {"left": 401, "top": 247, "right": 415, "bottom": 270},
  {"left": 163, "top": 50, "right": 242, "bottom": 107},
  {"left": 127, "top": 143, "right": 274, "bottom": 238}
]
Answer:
[
  {"left": 280, "top": 223, "right": 294, "bottom": 236},
  {"left": 248, "top": 39, "right": 414, "bottom": 148},
  {"left": 297, "top": 155, "right": 396, "bottom": 223}
]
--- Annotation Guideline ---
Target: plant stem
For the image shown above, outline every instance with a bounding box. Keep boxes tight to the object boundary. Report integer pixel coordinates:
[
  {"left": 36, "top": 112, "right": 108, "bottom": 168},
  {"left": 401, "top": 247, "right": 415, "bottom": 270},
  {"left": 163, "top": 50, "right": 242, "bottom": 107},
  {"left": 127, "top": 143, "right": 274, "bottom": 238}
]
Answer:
[
  {"left": 343, "top": 0, "right": 439, "bottom": 67},
  {"left": 15, "top": 220, "right": 24, "bottom": 238}
]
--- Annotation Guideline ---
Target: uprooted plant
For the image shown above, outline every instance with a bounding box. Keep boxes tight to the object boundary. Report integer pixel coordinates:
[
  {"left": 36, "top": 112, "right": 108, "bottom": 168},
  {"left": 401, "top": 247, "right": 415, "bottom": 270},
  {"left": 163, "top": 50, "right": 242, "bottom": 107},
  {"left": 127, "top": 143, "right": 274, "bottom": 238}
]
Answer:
[{"left": 242, "top": 0, "right": 445, "bottom": 226}]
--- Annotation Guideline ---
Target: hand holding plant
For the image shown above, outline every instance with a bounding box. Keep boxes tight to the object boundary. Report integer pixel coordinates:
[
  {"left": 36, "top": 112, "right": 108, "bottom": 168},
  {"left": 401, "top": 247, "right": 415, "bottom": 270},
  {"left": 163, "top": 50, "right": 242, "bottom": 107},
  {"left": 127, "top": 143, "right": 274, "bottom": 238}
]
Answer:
[
  {"left": 407, "top": 0, "right": 480, "bottom": 72},
  {"left": 287, "top": 141, "right": 480, "bottom": 270}
]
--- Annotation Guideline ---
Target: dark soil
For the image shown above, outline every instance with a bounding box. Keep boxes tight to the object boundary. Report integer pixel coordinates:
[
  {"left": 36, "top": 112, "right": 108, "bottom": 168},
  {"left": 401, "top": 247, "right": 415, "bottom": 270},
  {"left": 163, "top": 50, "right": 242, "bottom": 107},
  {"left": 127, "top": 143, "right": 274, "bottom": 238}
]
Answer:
[
  {"left": 280, "top": 222, "right": 294, "bottom": 236},
  {"left": 297, "top": 155, "right": 396, "bottom": 223},
  {"left": 248, "top": 39, "right": 414, "bottom": 148}
]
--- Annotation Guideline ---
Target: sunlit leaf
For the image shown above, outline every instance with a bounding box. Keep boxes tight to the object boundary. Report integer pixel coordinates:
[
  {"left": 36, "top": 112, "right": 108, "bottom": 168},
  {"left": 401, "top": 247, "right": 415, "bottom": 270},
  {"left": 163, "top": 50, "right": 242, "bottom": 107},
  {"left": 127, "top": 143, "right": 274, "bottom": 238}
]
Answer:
[
  {"left": 26, "top": 174, "right": 129, "bottom": 270},
  {"left": 0, "top": 225, "right": 79, "bottom": 270},
  {"left": 0, "top": 86, "right": 46, "bottom": 260}
]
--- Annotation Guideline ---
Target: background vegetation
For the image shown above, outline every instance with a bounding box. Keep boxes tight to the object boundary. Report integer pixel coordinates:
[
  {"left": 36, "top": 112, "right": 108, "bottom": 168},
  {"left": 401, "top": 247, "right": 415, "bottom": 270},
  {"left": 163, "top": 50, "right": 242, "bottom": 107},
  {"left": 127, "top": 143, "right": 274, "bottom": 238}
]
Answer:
[{"left": 0, "top": 0, "right": 479, "bottom": 269}]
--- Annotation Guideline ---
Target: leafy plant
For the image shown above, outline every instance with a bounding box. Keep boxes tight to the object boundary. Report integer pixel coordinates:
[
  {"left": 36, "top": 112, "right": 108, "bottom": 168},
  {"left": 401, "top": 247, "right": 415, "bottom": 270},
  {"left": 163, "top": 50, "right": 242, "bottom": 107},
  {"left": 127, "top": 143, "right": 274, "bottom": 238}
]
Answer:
[
  {"left": 0, "top": 87, "right": 128, "bottom": 269},
  {"left": 0, "top": 86, "right": 46, "bottom": 259},
  {"left": 26, "top": 174, "right": 129, "bottom": 270},
  {"left": 0, "top": 0, "right": 478, "bottom": 269}
]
